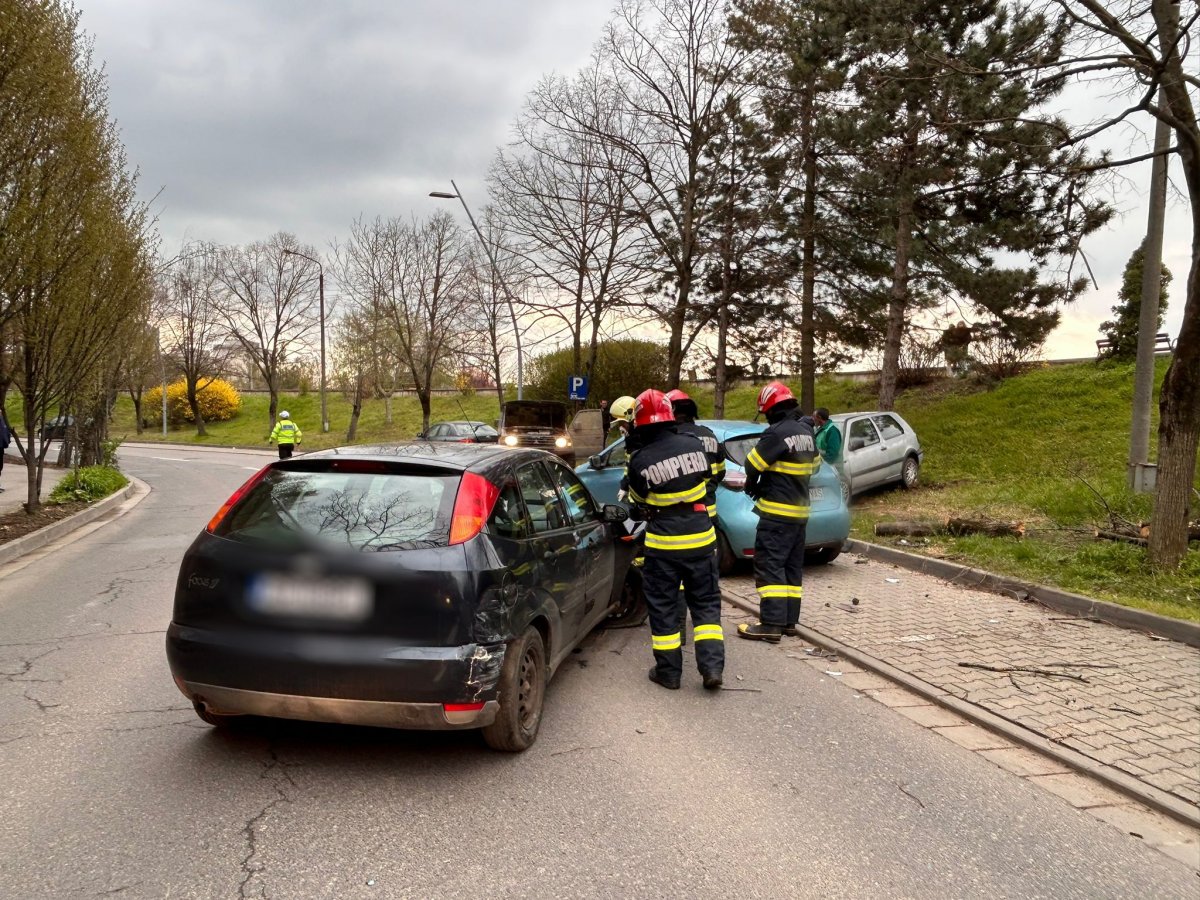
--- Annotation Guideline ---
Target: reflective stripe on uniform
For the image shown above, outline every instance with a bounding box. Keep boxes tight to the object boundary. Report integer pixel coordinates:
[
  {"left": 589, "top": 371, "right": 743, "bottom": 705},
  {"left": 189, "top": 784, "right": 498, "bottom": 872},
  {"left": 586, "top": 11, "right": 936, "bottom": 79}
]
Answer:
[
  {"left": 754, "top": 497, "right": 809, "bottom": 518},
  {"left": 768, "top": 459, "right": 819, "bottom": 476},
  {"left": 652, "top": 632, "right": 682, "bottom": 651},
  {"left": 644, "top": 527, "right": 716, "bottom": 552},
  {"left": 645, "top": 483, "right": 707, "bottom": 506},
  {"left": 711, "top": 461, "right": 726, "bottom": 476},
  {"left": 628, "top": 487, "right": 646, "bottom": 504},
  {"left": 759, "top": 584, "right": 803, "bottom": 598},
  {"left": 746, "top": 447, "right": 768, "bottom": 472},
  {"left": 706, "top": 504, "right": 717, "bottom": 518},
  {"left": 693, "top": 623, "right": 724, "bottom": 642}
]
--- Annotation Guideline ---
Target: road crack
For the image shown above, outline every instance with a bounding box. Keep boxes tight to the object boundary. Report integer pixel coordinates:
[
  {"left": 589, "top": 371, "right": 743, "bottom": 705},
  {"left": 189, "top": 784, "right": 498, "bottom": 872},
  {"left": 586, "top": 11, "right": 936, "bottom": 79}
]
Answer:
[{"left": 238, "top": 747, "right": 300, "bottom": 899}]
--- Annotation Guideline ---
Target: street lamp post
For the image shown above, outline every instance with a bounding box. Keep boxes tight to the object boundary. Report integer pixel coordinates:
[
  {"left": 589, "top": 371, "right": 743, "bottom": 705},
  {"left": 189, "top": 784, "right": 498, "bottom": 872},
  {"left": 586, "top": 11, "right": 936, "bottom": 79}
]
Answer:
[
  {"left": 430, "top": 180, "right": 524, "bottom": 400},
  {"left": 282, "top": 248, "right": 328, "bottom": 432}
]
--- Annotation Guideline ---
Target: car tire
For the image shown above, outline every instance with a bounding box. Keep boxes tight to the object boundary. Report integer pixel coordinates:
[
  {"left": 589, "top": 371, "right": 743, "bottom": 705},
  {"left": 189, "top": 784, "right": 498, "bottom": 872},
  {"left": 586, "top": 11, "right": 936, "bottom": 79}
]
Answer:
[
  {"left": 481, "top": 626, "right": 547, "bottom": 752},
  {"left": 901, "top": 455, "right": 920, "bottom": 489},
  {"left": 606, "top": 570, "right": 647, "bottom": 627},
  {"left": 192, "top": 701, "right": 242, "bottom": 729},
  {"left": 716, "top": 530, "right": 737, "bottom": 576},
  {"left": 805, "top": 546, "right": 841, "bottom": 566}
]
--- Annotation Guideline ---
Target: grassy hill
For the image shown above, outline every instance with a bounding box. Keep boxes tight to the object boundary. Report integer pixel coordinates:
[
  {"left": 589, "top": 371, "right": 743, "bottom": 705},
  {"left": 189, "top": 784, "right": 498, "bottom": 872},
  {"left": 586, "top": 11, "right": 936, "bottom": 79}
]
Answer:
[{"left": 14, "top": 358, "right": 1197, "bottom": 619}]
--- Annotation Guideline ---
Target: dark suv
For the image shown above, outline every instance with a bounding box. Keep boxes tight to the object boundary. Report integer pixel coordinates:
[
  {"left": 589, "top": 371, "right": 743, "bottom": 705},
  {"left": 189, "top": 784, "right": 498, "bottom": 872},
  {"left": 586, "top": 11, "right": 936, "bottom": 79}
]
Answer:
[
  {"left": 498, "top": 400, "right": 575, "bottom": 465},
  {"left": 166, "top": 443, "right": 640, "bottom": 751}
]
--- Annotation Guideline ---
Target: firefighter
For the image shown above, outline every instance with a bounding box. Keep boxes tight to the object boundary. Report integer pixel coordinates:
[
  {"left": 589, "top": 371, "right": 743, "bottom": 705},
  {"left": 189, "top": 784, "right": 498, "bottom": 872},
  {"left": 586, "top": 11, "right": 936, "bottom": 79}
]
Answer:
[
  {"left": 268, "top": 410, "right": 302, "bottom": 459},
  {"left": 625, "top": 389, "right": 724, "bottom": 690},
  {"left": 608, "top": 395, "right": 636, "bottom": 445},
  {"left": 736, "top": 381, "right": 820, "bottom": 643},
  {"left": 665, "top": 389, "right": 725, "bottom": 518}
]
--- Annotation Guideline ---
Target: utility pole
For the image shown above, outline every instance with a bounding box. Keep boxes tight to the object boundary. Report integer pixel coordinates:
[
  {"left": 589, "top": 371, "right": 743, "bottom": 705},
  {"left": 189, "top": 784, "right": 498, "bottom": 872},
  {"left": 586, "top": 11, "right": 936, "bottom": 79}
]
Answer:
[
  {"left": 1127, "top": 4, "right": 1176, "bottom": 493},
  {"left": 430, "top": 181, "right": 524, "bottom": 400}
]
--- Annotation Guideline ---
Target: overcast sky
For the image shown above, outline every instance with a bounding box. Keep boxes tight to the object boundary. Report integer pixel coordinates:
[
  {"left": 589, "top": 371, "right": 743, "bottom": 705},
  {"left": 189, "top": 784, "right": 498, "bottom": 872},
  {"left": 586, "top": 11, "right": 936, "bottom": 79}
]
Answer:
[{"left": 77, "top": 0, "right": 1190, "bottom": 362}]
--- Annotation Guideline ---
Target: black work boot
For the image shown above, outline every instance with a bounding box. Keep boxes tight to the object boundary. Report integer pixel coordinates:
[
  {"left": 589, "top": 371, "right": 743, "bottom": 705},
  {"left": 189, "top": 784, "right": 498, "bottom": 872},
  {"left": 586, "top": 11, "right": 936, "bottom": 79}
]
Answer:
[
  {"left": 648, "top": 666, "right": 680, "bottom": 690},
  {"left": 783, "top": 625, "right": 800, "bottom": 637},
  {"left": 736, "top": 622, "right": 782, "bottom": 643},
  {"left": 701, "top": 670, "right": 724, "bottom": 690}
]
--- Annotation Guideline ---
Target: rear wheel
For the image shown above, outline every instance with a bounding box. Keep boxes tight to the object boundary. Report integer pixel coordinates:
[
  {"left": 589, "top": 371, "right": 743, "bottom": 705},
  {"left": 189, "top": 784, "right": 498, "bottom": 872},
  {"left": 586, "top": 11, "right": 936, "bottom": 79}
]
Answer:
[
  {"left": 482, "top": 627, "right": 547, "bottom": 752},
  {"left": 901, "top": 455, "right": 920, "bottom": 489},
  {"left": 805, "top": 546, "right": 842, "bottom": 566},
  {"left": 716, "top": 530, "right": 737, "bottom": 576}
]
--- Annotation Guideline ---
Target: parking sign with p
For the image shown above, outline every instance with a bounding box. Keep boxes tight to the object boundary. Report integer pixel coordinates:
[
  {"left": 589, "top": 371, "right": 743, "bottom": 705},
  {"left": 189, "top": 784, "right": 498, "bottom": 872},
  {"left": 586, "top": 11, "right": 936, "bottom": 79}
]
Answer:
[{"left": 568, "top": 375, "right": 589, "bottom": 401}]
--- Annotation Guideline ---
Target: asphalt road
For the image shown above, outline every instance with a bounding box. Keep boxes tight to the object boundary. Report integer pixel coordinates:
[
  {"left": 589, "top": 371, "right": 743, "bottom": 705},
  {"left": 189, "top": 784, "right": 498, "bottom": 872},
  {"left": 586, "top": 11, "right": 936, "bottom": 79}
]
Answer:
[{"left": 0, "top": 445, "right": 1195, "bottom": 899}]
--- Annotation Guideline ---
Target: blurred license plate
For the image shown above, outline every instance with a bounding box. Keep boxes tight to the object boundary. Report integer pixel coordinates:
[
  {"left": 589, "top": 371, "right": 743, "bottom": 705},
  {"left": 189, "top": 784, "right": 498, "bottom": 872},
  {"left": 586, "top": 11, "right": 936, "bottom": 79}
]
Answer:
[
  {"left": 810, "top": 486, "right": 825, "bottom": 502},
  {"left": 249, "top": 575, "right": 372, "bottom": 621}
]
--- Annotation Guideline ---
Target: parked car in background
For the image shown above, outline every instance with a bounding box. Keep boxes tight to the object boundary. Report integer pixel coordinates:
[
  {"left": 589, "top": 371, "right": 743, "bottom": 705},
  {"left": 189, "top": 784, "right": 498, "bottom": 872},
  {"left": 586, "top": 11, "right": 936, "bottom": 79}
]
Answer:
[
  {"left": 417, "top": 420, "right": 499, "bottom": 443},
  {"left": 576, "top": 419, "right": 851, "bottom": 571},
  {"left": 166, "top": 442, "right": 640, "bottom": 752},
  {"left": 40, "top": 415, "right": 74, "bottom": 442},
  {"left": 498, "top": 400, "right": 575, "bottom": 466},
  {"left": 831, "top": 412, "right": 923, "bottom": 497}
]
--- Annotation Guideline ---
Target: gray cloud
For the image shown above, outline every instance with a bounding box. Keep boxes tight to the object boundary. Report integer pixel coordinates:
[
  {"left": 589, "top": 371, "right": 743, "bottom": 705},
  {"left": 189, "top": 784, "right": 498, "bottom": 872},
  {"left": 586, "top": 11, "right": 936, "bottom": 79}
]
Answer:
[{"left": 79, "top": 0, "right": 1190, "bottom": 358}]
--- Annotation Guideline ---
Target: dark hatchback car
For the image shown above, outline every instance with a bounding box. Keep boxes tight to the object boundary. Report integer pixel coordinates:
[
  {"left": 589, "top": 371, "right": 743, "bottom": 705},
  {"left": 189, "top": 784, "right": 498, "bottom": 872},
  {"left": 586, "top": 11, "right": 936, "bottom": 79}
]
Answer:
[
  {"left": 166, "top": 443, "right": 641, "bottom": 751},
  {"left": 417, "top": 420, "right": 499, "bottom": 443}
]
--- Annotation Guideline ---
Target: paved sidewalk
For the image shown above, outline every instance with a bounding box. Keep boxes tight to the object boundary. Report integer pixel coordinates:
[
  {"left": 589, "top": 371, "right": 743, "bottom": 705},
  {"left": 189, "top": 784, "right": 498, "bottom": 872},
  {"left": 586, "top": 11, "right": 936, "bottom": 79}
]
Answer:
[
  {"left": 0, "top": 450, "right": 69, "bottom": 516},
  {"left": 723, "top": 556, "right": 1200, "bottom": 819}
]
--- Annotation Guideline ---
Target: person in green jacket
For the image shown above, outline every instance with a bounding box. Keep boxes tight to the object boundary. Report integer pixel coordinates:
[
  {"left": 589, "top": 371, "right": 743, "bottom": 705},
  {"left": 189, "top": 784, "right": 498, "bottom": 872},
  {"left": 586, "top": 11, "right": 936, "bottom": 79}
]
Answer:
[
  {"left": 813, "top": 408, "right": 844, "bottom": 486},
  {"left": 268, "top": 410, "right": 302, "bottom": 459}
]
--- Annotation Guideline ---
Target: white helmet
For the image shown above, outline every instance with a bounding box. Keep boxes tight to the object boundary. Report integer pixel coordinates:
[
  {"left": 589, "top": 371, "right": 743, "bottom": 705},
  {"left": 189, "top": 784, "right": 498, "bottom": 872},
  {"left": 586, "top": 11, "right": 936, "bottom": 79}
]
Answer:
[{"left": 279, "top": 410, "right": 290, "bottom": 419}]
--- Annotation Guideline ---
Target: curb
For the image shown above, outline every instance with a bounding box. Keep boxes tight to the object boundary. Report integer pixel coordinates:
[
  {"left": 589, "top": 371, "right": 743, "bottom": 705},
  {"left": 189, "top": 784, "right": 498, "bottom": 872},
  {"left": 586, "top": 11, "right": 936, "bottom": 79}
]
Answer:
[
  {"left": 0, "top": 476, "right": 150, "bottom": 567},
  {"left": 722, "top": 588, "right": 1200, "bottom": 830},
  {"left": 120, "top": 441, "right": 274, "bottom": 457},
  {"left": 844, "top": 538, "right": 1200, "bottom": 650}
]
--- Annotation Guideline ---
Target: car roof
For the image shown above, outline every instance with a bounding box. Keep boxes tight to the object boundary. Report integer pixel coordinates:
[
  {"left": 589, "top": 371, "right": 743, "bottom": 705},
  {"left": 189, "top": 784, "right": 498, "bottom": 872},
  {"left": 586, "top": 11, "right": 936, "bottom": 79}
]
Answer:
[
  {"left": 435, "top": 420, "right": 489, "bottom": 427},
  {"left": 300, "top": 442, "right": 537, "bottom": 471},
  {"left": 830, "top": 411, "right": 901, "bottom": 422},
  {"left": 697, "top": 419, "right": 763, "bottom": 439}
]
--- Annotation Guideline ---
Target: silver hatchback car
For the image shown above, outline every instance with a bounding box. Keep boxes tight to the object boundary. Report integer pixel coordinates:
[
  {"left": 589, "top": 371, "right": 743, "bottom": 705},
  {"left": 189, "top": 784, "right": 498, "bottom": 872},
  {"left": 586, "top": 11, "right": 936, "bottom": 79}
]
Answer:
[{"left": 831, "top": 411, "right": 923, "bottom": 498}]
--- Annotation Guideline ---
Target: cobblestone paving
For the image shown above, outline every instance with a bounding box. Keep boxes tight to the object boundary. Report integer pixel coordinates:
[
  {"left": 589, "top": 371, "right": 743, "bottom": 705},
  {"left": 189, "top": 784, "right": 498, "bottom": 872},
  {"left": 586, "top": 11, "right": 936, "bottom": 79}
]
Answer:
[{"left": 723, "top": 555, "right": 1200, "bottom": 813}]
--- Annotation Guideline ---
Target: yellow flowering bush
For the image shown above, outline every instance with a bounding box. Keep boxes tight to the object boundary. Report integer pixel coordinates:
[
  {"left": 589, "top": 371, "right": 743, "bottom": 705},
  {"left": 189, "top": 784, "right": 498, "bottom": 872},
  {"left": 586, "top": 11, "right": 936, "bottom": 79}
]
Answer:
[{"left": 144, "top": 378, "right": 242, "bottom": 426}]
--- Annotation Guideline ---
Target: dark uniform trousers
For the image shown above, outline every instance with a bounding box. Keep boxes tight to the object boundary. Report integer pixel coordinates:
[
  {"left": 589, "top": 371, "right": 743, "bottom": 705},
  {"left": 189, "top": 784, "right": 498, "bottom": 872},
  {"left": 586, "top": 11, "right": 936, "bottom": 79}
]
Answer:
[
  {"left": 644, "top": 551, "right": 724, "bottom": 679},
  {"left": 755, "top": 519, "right": 807, "bottom": 627}
]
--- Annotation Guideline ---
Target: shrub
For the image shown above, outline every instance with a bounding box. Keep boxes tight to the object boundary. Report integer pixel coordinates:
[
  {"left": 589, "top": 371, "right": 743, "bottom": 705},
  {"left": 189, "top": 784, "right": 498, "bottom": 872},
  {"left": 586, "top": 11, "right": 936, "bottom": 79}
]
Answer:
[
  {"left": 527, "top": 339, "right": 669, "bottom": 404},
  {"left": 49, "top": 466, "right": 128, "bottom": 504},
  {"left": 144, "top": 378, "right": 242, "bottom": 426}
]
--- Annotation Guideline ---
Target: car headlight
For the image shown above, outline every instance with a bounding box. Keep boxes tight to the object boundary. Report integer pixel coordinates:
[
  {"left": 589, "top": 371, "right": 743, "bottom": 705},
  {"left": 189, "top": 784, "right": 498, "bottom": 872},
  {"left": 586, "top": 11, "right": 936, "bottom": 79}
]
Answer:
[
  {"left": 555, "top": 437, "right": 570, "bottom": 449},
  {"left": 503, "top": 435, "right": 518, "bottom": 447}
]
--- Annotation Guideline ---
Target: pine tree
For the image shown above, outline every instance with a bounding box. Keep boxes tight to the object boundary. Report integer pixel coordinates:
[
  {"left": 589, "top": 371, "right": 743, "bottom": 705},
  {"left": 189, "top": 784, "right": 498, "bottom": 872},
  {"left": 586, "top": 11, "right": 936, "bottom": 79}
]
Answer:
[
  {"left": 1098, "top": 242, "right": 1171, "bottom": 360},
  {"left": 827, "top": 0, "right": 1112, "bottom": 409}
]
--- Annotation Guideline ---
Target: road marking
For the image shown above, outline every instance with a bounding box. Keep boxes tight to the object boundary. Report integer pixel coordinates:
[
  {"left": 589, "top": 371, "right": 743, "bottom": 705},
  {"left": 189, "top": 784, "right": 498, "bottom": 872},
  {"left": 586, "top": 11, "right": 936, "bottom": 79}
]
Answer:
[
  {"left": 242, "top": 466, "right": 261, "bottom": 471},
  {"left": 149, "top": 456, "right": 191, "bottom": 462}
]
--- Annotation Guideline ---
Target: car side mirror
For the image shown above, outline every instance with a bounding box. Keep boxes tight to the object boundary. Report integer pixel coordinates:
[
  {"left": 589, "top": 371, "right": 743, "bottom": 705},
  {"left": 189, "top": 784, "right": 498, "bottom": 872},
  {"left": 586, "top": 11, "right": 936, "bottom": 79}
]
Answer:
[
  {"left": 588, "top": 454, "right": 605, "bottom": 469},
  {"left": 849, "top": 437, "right": 864, "bottom": 451},
  {"left": 602, "top": 504, "right": 626, "bottom": 523}
]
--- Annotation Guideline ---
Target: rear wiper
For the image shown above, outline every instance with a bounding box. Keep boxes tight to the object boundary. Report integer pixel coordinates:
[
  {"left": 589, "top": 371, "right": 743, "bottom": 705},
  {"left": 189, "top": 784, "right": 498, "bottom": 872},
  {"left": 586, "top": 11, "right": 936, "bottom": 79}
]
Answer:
[{"left": 270, "top": 496, "right": 306, "bottom": 533}]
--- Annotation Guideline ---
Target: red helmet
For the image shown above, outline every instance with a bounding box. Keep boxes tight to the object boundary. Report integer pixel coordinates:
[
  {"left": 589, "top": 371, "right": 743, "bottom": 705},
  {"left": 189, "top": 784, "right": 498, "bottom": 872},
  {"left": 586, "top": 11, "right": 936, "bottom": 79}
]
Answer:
[
  {"left": 756, "top": 380, "right": 796, "bottom": 413},
  {"left": 633, "top": 389, "right": 675, "bottom": 427},
  {"left": 664, "top": 389, "right": 690, "bottom": 404}
]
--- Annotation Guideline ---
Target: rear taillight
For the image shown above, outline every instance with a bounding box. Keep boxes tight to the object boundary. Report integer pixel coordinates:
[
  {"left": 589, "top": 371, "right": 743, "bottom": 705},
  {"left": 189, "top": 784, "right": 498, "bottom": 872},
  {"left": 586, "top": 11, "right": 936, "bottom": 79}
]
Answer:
[
  {"left": 448, "top": 472, "right": 500, "bottom": 545},
  {"left": 723, "top": 471, "right": 746, "bottom": 491},
  {"left": 206, "top": 465, "right": 272, "bottom": 533}
]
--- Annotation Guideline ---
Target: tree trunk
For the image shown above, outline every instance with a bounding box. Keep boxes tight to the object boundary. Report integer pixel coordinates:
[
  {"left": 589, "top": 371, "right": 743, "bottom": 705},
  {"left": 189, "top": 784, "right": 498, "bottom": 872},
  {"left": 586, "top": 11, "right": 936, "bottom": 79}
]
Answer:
[
  {"left": 665, "top": 298, "right": 687, "bottom": 390},
  {"left": 130, "top": 391, "right": 143, "bottom": 435},
  {"left": 346, "top": 379, "right": 364, "bottom": 442},
  {"left": 418, "top": 389, "right": 432, "bottom": 434},
  {"left": 384, "top": 394, "right": 393, "bottom": 425},
  {"left": 187, "top": 382, "right": 208, "bottom": 437},
  {"left": 799, "top": 84, "right": 818, "bottom": 414},
  {"left": 267, "top": 387, "right": 279, "bottom": 427},
  {"left": 714, "top": 301, "right": 729, "bottom": 419},
  {"left": 878, "top": 196, "right": 913, "bottom": 412}
]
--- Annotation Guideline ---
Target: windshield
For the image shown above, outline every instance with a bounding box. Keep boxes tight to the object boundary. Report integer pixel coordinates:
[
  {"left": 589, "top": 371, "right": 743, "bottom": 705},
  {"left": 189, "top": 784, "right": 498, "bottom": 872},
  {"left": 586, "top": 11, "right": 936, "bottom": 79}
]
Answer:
[
  {"left": 503, "top": 402, "right": 568, "bottom": 430},
  {"left": 218, "top": 468, "right": 456, "bottom": 550},
  {"left": 721, "top": 432, "right": 764, "bottom": 468}
]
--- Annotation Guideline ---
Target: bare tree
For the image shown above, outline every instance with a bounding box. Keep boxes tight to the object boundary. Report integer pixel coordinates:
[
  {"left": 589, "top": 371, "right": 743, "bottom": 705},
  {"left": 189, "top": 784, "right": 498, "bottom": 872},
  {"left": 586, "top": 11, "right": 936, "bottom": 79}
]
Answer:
[
  {"left": 460, "top": 213, "right": 521, "bottom": 409},
  {"left": 591, "top": 0, "right": 751, "bottom": 386},
  {"left": 158, "top": 244, "right": 235, "bottom": 437},
  {"left": 215, "top": 232, "right": 320, "bottom": 425},
  {"left": 339, "top": 212, "right": 472, "bottom": 433},
  {"left": 491, "top": 59, "right": 642, "bottom": 380}
]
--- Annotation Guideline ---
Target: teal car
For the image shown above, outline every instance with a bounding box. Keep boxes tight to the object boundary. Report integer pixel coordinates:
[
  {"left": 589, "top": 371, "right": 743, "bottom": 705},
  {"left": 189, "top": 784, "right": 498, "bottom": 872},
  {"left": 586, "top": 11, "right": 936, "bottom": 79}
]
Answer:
[{"left": 575, "top": 419, "right": 851, "bottom": 573}]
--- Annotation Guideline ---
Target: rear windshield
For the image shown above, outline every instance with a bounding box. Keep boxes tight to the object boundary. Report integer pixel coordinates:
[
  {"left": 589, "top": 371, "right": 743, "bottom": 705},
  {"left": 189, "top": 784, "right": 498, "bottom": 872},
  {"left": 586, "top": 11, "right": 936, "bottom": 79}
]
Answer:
[
  {"left": 503, "top": 403, "right": 567, "bottom": 429},
  {"left": 219, "top": 467, "right": 457, "bottom": 550}
]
